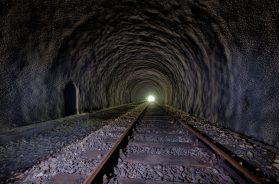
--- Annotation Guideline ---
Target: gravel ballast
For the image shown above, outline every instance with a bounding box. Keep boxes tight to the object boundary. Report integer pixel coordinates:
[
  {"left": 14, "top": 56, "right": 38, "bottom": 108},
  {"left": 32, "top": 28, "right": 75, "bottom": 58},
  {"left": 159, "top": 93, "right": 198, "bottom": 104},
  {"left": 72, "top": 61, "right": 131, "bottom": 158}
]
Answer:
[
  {"left": 109, "top": 105, "right": 237, "bottom": 184},
  {"left": 163, "top": 105, "right": 279, "bottom": 182},
  {"left": 0, "top": 103, "right": 144, "bottom": 183}
]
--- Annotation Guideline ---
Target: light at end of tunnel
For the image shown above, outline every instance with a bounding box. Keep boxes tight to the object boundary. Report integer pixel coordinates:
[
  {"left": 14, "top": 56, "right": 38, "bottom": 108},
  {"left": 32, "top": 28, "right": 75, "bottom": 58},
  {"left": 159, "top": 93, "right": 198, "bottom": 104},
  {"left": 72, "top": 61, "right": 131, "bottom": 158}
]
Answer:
[{"left": 147, "top": 95, "right": 155, "bottom": 102}]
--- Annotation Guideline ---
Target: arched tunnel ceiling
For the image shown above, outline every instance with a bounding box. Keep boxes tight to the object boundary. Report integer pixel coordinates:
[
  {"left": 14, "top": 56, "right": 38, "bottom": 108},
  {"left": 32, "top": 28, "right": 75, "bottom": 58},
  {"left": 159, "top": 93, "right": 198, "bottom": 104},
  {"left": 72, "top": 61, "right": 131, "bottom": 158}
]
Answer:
[{"left": 0, "top": 0, "right": 278, "bottom": 147}]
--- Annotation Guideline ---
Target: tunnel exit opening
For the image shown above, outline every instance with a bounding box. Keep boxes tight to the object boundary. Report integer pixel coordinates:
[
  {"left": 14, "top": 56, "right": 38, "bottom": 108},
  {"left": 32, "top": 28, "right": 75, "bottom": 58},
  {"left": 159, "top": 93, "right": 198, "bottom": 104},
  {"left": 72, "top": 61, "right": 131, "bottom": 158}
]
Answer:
[
  {"left": 147, "top": 95, "right": 155, "bottom": 102},
  {"left": 64, "top": 82, "right": 79, "bottom": 116}
]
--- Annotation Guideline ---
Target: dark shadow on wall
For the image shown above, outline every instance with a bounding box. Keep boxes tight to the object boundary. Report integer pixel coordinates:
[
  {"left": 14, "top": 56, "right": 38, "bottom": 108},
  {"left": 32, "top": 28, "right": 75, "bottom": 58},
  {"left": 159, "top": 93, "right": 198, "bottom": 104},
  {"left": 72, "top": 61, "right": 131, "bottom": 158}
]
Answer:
[{"left": 64, "top": 82, "right": 79, "bottom": 116}]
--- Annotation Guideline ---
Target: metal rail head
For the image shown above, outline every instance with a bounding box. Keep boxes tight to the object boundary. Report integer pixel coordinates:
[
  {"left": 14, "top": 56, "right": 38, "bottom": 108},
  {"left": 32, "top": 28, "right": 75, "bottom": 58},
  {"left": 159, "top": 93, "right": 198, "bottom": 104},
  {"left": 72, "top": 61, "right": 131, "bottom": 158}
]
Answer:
[
  {"left": 83, "top": 104, "right": 148, "bottom": 184},
  {"left": 83, "top": 104, "right": 266, "bottom": 184},
  {"left": 160, "top": 105, "right": 266, "bottom": 184}
]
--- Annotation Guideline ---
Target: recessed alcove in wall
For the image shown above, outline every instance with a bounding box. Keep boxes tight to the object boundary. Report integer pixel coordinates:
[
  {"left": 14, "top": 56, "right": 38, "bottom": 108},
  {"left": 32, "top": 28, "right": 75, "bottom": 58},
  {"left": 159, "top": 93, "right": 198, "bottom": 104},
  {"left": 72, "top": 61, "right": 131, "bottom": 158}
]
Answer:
[{"left": 64, "top": 82, "right": 79, "bottom": 116}]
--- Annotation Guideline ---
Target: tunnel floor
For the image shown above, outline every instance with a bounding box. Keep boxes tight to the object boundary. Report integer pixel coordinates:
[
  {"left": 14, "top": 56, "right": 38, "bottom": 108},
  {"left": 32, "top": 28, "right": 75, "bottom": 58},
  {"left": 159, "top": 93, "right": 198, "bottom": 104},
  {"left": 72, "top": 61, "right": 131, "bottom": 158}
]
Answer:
[
  {"left": 165, "top": 105, "right": 279, "bottom": 182},
  {"left": 0, "top": 104, "right": 278, "bottom": 183},
  {"left": 0, "top": 104, "right": 138, "bottom": 183}
]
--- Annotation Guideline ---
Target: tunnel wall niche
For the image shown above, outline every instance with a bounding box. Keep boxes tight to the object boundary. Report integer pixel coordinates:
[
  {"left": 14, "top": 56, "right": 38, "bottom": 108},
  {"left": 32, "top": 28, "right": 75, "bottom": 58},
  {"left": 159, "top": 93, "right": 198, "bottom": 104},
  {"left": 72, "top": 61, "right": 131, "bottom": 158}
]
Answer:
[
  {"left": 0, "top": 0, "right": 278, "bottom": 147},
  {"left": 64, "top": 82, "right": 79, "bottom": 116}
]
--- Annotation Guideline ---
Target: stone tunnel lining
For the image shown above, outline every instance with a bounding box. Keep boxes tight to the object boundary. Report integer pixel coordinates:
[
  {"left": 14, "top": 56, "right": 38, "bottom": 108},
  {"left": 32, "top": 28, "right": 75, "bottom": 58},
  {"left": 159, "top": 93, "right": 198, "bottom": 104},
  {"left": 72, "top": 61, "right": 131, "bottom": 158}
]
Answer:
[{"left": 0, "top": 0, "right": 278, "bottom": 147}]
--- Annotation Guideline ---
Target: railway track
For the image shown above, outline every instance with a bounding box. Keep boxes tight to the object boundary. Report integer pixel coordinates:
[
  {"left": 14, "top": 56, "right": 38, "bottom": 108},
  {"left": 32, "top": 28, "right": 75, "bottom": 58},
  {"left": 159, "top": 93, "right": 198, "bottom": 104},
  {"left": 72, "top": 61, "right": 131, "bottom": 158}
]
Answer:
[{"left": 83, "top": 104, "right": 264, "bottom": 184}]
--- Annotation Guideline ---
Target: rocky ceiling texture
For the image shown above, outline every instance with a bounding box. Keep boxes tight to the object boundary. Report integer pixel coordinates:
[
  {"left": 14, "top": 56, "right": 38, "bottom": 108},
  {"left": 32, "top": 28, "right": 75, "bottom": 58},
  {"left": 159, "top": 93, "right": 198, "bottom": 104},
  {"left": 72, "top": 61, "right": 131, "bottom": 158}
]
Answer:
[{"left": 0, "top": 0, "right": 278, "bottom": 147}]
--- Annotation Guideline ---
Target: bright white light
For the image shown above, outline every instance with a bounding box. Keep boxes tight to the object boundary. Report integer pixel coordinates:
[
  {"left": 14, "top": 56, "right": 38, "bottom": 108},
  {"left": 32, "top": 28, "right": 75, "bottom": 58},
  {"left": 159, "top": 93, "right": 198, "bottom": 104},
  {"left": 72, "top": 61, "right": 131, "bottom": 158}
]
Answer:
[{"left": 147, "top": 95, "right": 155, "bottom": 102}]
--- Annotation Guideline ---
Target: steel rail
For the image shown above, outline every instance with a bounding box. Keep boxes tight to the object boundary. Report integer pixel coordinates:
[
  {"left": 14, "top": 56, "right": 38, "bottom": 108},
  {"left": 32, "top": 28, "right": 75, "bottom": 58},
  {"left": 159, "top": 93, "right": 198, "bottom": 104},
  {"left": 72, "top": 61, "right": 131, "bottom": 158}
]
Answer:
[
  {"left": 83, "top": 104, "right": 265, "bottom": 184},
  {"left": 82, "top": 104, "right": 148, "bottom": 184},
  {"left": 169, "top": 112, "right": 265, "bottom": 184}
]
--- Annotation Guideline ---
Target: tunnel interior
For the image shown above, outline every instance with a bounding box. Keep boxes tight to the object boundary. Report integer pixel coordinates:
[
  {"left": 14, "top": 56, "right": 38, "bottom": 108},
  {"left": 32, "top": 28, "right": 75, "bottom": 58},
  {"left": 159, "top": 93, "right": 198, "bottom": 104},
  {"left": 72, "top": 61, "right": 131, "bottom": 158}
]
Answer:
[{"left": 0, "top": 0, "right": 278, "bottom": 147}]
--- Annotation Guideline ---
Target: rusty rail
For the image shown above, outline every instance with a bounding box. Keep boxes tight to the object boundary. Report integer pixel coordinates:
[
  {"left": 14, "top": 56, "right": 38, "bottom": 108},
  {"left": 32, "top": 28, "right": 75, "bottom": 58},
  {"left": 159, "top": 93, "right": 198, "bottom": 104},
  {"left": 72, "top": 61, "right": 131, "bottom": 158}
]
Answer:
[
  {"left": 84, "top": 104, "right": 265, "bottom": 184},
  {"left": 166, "top": 111, "right": 265, "bottom": 184},
  {"left": 83, "top": 104, "right": 147, "bottom": 184}
]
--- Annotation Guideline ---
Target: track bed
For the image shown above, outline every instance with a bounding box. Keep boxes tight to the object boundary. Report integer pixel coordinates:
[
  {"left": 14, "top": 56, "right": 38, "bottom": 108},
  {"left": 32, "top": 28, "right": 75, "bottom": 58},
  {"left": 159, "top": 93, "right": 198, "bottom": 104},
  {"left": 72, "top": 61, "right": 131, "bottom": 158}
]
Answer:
[{"left": 86, "top": 105, "right": 261, "bottom": 184}]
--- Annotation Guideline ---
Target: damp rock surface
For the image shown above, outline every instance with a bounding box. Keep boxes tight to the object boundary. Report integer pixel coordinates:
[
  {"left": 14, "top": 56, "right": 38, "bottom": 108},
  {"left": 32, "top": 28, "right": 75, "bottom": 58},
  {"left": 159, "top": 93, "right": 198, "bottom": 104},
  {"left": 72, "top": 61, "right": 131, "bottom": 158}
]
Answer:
[{"left": 0, "top": 0, "right": 278, "bottom": 149}]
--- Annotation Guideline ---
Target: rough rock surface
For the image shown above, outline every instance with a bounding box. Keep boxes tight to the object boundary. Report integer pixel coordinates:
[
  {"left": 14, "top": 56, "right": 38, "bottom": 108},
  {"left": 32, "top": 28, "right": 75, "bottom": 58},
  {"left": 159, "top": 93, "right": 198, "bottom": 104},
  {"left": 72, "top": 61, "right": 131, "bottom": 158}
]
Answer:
[{"left": 0, "top": 0, "right": 278, "bottom": 147}]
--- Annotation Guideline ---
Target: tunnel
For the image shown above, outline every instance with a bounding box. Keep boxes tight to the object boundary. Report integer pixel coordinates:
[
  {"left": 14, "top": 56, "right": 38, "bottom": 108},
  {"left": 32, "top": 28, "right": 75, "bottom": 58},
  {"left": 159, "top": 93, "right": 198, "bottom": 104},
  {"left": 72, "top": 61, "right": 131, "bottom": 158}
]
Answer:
[{"left": 0, "top": 0, "right": 279, "bottom": 183}]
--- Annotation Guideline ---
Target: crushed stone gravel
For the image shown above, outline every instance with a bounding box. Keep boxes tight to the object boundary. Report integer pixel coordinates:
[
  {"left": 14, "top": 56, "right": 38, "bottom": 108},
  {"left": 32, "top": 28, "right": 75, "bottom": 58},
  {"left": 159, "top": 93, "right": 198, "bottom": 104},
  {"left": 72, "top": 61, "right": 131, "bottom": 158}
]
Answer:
[
  {"left": 1, "top": 104, "right": 145, "bottom": 183},
  {"left": 164, "top": 105, "right": 279, "bottom": 182}
]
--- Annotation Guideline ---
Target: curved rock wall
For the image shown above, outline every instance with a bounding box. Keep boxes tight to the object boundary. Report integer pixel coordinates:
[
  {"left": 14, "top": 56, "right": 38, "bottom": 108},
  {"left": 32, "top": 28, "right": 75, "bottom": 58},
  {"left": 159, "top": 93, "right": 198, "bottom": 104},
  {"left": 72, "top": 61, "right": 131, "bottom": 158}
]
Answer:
[{"left": 0, "top": 0, "right": 278, "bottom": 146}]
